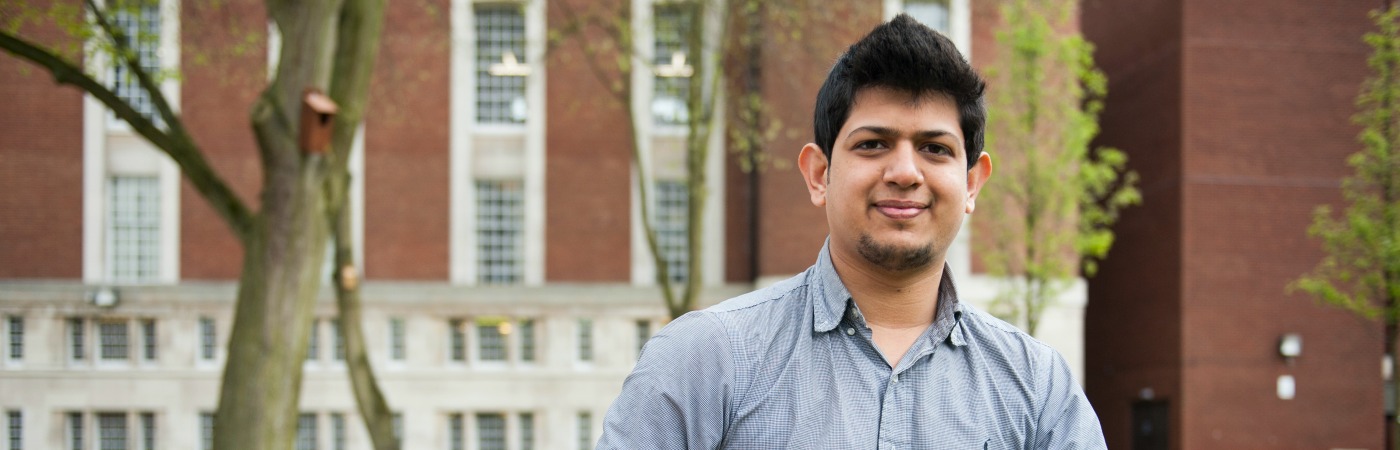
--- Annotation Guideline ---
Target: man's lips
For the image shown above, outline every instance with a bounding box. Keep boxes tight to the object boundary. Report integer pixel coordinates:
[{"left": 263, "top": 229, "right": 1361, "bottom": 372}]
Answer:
[{"left": 874, "top": 200, "right": 928, "bottom": 219}]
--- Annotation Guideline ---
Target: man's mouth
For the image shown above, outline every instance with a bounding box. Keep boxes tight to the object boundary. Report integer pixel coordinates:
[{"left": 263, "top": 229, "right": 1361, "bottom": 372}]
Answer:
[{"left": 874, "top": 200, "right": 927, "bottom": 219}]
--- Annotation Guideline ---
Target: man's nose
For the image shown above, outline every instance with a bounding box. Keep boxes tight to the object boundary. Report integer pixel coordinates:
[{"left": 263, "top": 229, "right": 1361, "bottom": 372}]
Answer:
[{"left": 884, "top": 143, "right": 924, "bottom": 188}]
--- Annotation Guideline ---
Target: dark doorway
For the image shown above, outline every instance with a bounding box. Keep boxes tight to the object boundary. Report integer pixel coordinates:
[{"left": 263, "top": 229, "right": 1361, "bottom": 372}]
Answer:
[{"left": 1132, "top": 400, "right": 1169, "bottom": 450}]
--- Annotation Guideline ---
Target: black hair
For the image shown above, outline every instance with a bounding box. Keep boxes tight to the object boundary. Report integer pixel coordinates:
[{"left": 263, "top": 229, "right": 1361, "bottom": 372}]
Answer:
[{"left": 813, "top": 14, "right": 986, "bottom": 169}]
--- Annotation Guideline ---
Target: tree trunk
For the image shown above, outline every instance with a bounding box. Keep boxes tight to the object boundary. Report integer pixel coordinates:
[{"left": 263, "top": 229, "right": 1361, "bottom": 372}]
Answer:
[{"left": 213, "top": 0, "right": 343, "bottom": 448}]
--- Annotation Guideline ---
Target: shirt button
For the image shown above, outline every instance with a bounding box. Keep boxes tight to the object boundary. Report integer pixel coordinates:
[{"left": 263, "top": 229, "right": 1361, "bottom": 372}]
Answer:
[
  {"left": 892, "top": 373, "right": 900, "bottom": 383},
  {"left": 846, "top": 327, "right": 856, "bottom": 336}
]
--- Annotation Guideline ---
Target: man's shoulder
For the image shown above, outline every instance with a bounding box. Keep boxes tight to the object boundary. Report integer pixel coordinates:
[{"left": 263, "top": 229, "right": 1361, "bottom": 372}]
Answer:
[
  {"left": 705, "top": 272, "right": 810, "bottom": 316},
  {"left": 956, "top": 303, "right": 1062, "bottom": 369}
]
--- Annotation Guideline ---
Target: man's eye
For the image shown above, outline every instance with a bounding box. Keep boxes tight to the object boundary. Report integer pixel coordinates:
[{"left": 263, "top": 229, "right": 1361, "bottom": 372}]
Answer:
[
  {"left": 921, "top": 144, "right": 952, "bottom": 155},
  {"left": 854, "top": 140, "right": 885, "bottom": 150}
]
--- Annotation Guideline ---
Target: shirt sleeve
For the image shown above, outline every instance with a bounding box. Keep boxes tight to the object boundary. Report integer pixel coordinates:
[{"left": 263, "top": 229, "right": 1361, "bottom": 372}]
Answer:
[
  {"left": 597, "top": 311, "right": 734, "bottom": 450},
  {"left": 1033, "top": 349, "right": 1108, "bottom": 449}
]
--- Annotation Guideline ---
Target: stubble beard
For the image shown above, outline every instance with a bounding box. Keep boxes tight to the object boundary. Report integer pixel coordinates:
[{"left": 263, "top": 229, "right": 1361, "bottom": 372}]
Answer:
[{"left": 856, "top": 233, "right": 935, "bottom": 272}]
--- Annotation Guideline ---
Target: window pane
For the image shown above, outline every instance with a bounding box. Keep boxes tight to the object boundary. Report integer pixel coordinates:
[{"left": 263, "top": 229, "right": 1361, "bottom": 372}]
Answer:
[
  {"left": 636, "top": 320, "right": 652, "bottom": 355},
  {"left": 330, "top": 413, "right": 345, "bottom": 450},
  {"left": 577, "top": 319, "right": 593, "bottom": 362},
  {"left": 7, "top": 316, "right": 21, "bottom": 361},
  {"left": 389, "top": 318, "right": 405, "bottom": 361},
  {"left": 576, "top": 412, "right": 592, "bottom": 450},
  {"left": 108, "top": 176, "right": 161, "bottom": 283},
  {"left": 654, "top": 180, "right": 690, "bottom": 284},
  {"left": 306, "top": 319, "right": 319, "bottom": 362},
  {"left": 447, "top": 413, "right": 464, "bottom": 450},
  {"left": 199, "top": 318, "right": 215, "bottom": 360},
  {"left": 475, "top": 413, "right": 504, "bottom": 450},
  {"left": 295, "top": 413, "right": 316, "bottom": 450},
  {"left": 474, "top": 4, "right": 527, "bottom": 123},
  {"left": 449, "top": 319, "right": 466, "bottom": 362},
  {"left": 200, "top": 413, "right": 214, "bottom": 450},
  {"left": 903, "top": 0, "right": 950, "bottom": 34},
  {"left": 108, "top": 0, "right": 163, "bottom": 126},
  {"left": 140, "top": 413, "right": 153, "bottom": 450},
  {"left": 98, "top": 413, "right": 126, "bottom": 450},
  {"left": 141, "top": 320, "right": 156, "bottom": 361},
  {"left": 475, "top": 180, "right": 524, "bottom": 284},
  {"left": 518, "top": 413, "right": 534, "bottom": 450},
  {"left": 69, "top": 413, "right": 83, "bottom": 450},
  {"left": 70, "top": 319, "right": 85, "bottom": 361},
  {"left": 652, "top": 3, "right": 693, "bottom": 125},
  {"left": 518, "top": 319, "right": 535, "bottom": 362},
  {"left": 476, "top": 318, "right": 507, "bottom": 362},
  {"left": 332, "top": 320, "right": 345, "bottom": 361},
  {"left": 9, "top": 410, "right": 22, "bottom": 450},
  {"left": 99, "top": 321, "right": 129, "bottom": 361}
]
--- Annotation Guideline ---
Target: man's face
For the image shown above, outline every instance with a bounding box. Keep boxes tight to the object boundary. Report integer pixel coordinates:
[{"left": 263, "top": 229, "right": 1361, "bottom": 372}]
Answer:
[{"left": 799, "top": 87, "right": 992, "bottom": 274}]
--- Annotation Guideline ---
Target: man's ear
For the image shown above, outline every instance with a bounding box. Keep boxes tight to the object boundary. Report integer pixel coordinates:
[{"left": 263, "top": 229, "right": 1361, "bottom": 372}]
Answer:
[
  {"left": 798, "top": 143, "right": 829, "bottom": 207},
  {"left": 965, "top": 152, "right": 993, "bottom": 214}
]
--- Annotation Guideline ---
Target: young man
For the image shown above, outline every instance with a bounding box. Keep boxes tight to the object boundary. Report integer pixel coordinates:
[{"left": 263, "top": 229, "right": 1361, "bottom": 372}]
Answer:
[{"left": 598, "top": 15, "right": 1106, "bottom": 449}]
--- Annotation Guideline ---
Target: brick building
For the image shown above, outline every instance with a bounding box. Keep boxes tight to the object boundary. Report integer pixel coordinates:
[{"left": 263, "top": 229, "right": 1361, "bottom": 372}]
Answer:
[
  {"left": 1083, "top": 0, "right": 1385, "bottom": 448},
  {"left": 0, "top": 0, "right": 1384, "bottom": 449}
]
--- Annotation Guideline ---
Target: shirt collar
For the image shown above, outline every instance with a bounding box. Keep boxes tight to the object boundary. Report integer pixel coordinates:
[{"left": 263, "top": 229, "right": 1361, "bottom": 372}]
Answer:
[{"left": 810, "top": 240, "right": 965, "bottom": 347}]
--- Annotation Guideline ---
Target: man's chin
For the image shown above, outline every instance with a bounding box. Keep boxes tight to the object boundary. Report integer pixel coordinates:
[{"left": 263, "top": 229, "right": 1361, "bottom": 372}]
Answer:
[{"left": 856, "top": 234, "right": 935, "bottom": 272}]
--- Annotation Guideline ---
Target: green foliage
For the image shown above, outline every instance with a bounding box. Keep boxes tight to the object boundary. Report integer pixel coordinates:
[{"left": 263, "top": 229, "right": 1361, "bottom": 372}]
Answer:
[
  {"left": 1290, "top": 6, "right": 1400, "bottom": 325},
  {"left": 978, "top": 0, "right": 1140, "bottom": 334}
]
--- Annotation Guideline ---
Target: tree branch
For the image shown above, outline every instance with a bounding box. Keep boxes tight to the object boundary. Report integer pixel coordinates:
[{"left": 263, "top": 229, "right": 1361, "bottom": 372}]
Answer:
[{"left": 0, "top": 30, "right": 255, "bottom": 242}]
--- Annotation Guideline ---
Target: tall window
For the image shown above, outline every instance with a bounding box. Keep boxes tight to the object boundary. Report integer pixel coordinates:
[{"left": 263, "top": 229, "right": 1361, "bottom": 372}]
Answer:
[
  {"left": 140, "top": 320, "right": 156, "bottom": 361},
  {"left": 108, "top": 0, "right": 163, "bottom": 125},
  {"left": 97, "top": 413, "right": 126, "bottom": 450},
  {"left": 139, "top": 413, "right": 153, "bottom": 450},
  {"left": 8, "top": 410, "right": 21, "bottom": 450},
  {"left": 6, "top": 316, "right": 21, "bottom": 362},
  {"left": 330, "top": 413, "right": 345, "bottom": 450},
  {"left": 476, "top": 318, "right": 507, "bottom": 362},
  {"left": 68, "top": 413, "right": 84, "bottom": 450},
  {"left": 332, "top": 321, "right": 345, "bottom": 361},
  {"left": 107, "top": 176, "right": 161, "bottom": 282},
  {"left": 447, "top": 413, "right": 464, "bottom": 450},
  {"left": 389, "top": 318, "right": 406, "bottom": 361},
  {"left": 475, "top": 180, "right": 524, "bottom": 284},
  {"left": 518, "top": 319, "right": 535, "bottom": 363},
  {"left": 306, "top": 319, "right": 320, "bottom": 362},
  {"left": 296, "top": 413, "right": 317, "bottom": 450},
  {"left": 449, "top": 319, "right": 467, "bottom": 362},
  {"left": 576, "top": 412, "right": 592, "bottom": 450},
  {"left": 518, "top": 413, "right": 534, "bottom": 450},
  {"left": 651, "top": 3, "right": 693, "bottom": 125},
  {"left": 391, "top": 413, "right": 402, "bottom": 447},
  {"left": 99, "top": 321, "right": 129, "bottom": 361},
  {"left": 476, "top": 413, "right": 505, "bottom": 450},
  {"left": 653, "top": 180, "right": 690, "bottom": 283},
  {"left": 577, "top": 319, "right": 593, "bottom": 362},
  {"left": 199, "top": 318, "right": 215, "bottom": 361},
  {"left": 199, "top": 413, "right": 214, "bottom": 450},
  {"left": 70, "top": 318, "right": 86, "bottom": 361},
  {"left": 475, "top": 3, "right": 528, "bottom": 124},
  {"left": 902, "top": 0, "right": 949, "bottom": 33},
  {"left": 635, "top": 320, "right": 652, "bottom": 355}
]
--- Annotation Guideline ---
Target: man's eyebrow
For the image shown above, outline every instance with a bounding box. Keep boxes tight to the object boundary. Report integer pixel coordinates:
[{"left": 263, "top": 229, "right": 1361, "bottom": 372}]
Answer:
[{"left": 845, "top": 126, "right": 960, "bottom": 142}]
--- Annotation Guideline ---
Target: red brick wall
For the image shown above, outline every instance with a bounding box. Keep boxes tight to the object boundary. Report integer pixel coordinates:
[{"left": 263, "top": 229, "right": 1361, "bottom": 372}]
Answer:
[
  {"left": 178, "top": 0, "right": 266, "bottom": 280},
  {"left": 1082, "top": 0, "right": 1186, "bottom": 447},
  {"left": 0, "top": 0, "right": 85, "bottom": 279},
  {"left": 544, "top": 0, "right": 634, "bottom": 282},
  {"left": 1179, "top": 0, "right": 1380, "bottom": 447},
  {"left": 362, "top": 0, "right": 452, "bottom": 280}
]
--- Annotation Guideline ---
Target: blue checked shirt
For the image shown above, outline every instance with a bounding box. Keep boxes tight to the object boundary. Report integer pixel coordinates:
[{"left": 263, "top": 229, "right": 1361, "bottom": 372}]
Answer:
[{"left": 598, "top": 243, "right": 1106, "bottom": 449}]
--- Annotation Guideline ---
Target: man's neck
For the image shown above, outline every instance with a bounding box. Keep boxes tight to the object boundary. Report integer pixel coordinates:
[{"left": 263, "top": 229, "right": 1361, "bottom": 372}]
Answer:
[{"left": 829, "top": 246, "right": 945, "bottom": 330}]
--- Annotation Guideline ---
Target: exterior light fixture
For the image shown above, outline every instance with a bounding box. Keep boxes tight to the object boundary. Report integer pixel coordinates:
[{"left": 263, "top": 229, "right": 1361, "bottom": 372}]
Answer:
[
  {"left": 90, "top": 287, "right": 119, "bottom": 308},
  {"left": 653, "top": 51, "right": 694, "bottom": 78},
  {"left": 1279, "top": 333, "right": 1302, "bottom": 361},
  {"left": 1276, "top": 374, "right": 1296, "bottom": 400},
  {"left": 488, "top": 51, "right": 531, "bottom": 77}
]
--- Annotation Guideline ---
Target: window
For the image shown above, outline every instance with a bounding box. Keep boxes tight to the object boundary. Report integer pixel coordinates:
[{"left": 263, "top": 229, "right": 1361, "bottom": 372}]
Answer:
[
  {"left": 902, "top": 0, "right": 950, "bottom": 34},
  {"left": 200, "top": 413, "right": 214, "bottom": 450},
  {"left": 476, "top": 413, "right": 505, "bottom": 450},
  {"left": 518, "top": 413, "right": 534, "bottom": 450},
  {"left": 6, "top": 316, "right": 20, "bottom": 361},
  {"left": 476, "top": 318, "right": 507, "bottom": 362},
  {"left": 474, "top": 3, "right": 527, "bottom": 124},
  {"left": 636, "top": 320, "right": 652, "bottom": 355},
  {"left": 391, "top": 413, "right": 402, "bottom": 447},
  {"left": 296, "top": 413, "right": 317, "bottom": 450},
  {"left": 99, "top": 321, "right": 129, "bottom": 361},
  {"left": 306, "top": 319, "right": 320, "bottom": 362},
  {"left": 107, "top": 176, "right": 162, "bottom": 283},
  {"left": 199, "top": 318, "right": 216, "bottom": 361},
  {"left": 651, "top": 2, "right": 694, "bottom": 125},
  {"left": 576, "top": 412, "right": 592, "bottom": 450},
  {"left": 140, "top": 320, "right": 156, "bottom": 361},
  {"left": 8, "top": 410, "right": 21, "bottom": 450},
  {"left": 653, "top": 180, "right": 690, "bottom": 283},
  {"left": 447, "top": 413, "right": 464, "bottom": 450},
  {"left": 70, "top": 318, "right": 86, "bottom": 361},
  {"left": 389, "top": 318, "right": 406, "bottom": 361},
  {"left": 518, "top": 319, "right": 535, "bottom": 363},
  {"left": 68, "top": 412, "right": 83, "bottom": 450},
  {"left": 332, "top": 320, "right": 345, "bottom": 361},
  {"left": 330, "top": 413, "right": 345, "bottom": 450},
  {"left": 476, "top": 180, "right": 524, "bottom": 284},
  {"left": 98, "top": 413, "right": 126, "bottom": 450},
  {"left": 577, "top": 319, "right": 593, "bottom": 362},
  {"left": 107, "top": 0, "right": 163, "bottom": 125},
  {"left": 139, "top": 413, "right": 153, "bottom": 450},
  {"left": 449, "top": 319, "right": 467, "bottom": 362}
]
